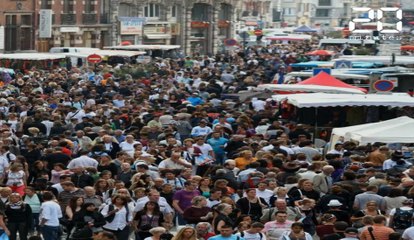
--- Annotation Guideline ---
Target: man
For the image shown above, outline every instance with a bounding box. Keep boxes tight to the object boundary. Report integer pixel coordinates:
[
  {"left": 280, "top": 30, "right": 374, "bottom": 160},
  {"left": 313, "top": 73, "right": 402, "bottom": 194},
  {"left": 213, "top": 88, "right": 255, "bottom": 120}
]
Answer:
[
  {"left": 313, "top": 165, "right": 335, "bottom": 195},
  {"left": 119, "top": 135, "right": 140, "bottom": 157},
  {"left": 93, "top": 231, "right": 117, "bottom": 240},
  {"left": 236, "top": 222, "right": 266, "bottom": 240},
  {"left": 263, "top": 211, "right": 293, "bottom": 240},
  {"left": 172, "top": 181, "right": 200, "bottom": 225},
  {"left": 261, "top": 200, "right": 301, "bottom": 223},
  {"left": 74, "top": 130, "right": 93, "bottom": 154},
  {"left": 134, "top": 189, "right": 174, "bottom": 221},
  {"left": 0, "top": 145, "right": 16, "bottom": 163},
  {"left": 367, "top": 143, "right": 386, "bottom": 169},
  {"left": 322, "top": 221, "right": 349, "bottom": 240},
  {"left": 389, "top": 198, "right": 414, "bottom": 233},
  {"left": 118, "top": 163, "right": 136, "bottom": 187},
  {"left": 196, "top": 222, "right": 215, "bottom": 240},
  {"left": 210, "top": 224, "right": 245, "bottom": 240},
  {"left": 353, "top": 185, "right": 386, "bottom": 211},
  {"left": 403, "top": 226, "right": 414, "bottom": 240},
  {"left": 41, "top": 147, "right": 71, "bottom": 166},
  {"left": 162, "top": 170, "right": 186, "bottom": 190},
  {"left": 340, "top": 228, "right": 359, "bottom": 240},
  {"left": 360, "top": 215, "right": 394, "bottom": 240},
  {"left": 158, "top": 151, "right": 192, "bottom": 171},
  {"left": 67, "top": 150, "right": 99, "bottom": 169},
  {"left": 40, "top": 191, "right": 63, "bottom": 240},
  {"left": 83, "top": 186, "right": 103, "bottom": 208},
  {"left": 191, "top": 119, "right": 212, "bottom": 137},
  {"left": 101, "top": 135, "right": 120, "bottom": 158},
  {"left": 71, "top": 166, "right": 94, "bottom": 188},
  {"left": 50, "top": 175, "right": 72, "bottom": 197},
  {"left": 296, "top": 140, "right": 320, "bottom": 162},
  {"left": 207, "top": 132, "right": 228, "bottom": 165},
  {"left": 57, "top": 181, "right": 85, "bottom": 211},
  {"left": 299, "top": 164, "right": 319, "bottom": 181},
  {"left": 255, "top": 182, "right": 274, "bottom": 205},
  {"left": 207, "top": 188, "right": 222, "bottom": 208}
]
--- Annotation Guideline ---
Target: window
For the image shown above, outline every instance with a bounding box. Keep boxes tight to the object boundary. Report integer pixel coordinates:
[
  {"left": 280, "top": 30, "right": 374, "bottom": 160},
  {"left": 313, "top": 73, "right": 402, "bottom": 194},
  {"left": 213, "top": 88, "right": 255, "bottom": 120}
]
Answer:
[
  {"left": 40, "top": 0, "right": 52, "bottom": 9},
  {"left": 191, "top": 4, "right": 209, "bottom": 21},
  {"left": 316, "top": 9, "right": 330, "bottom": 17},
  {"left": 171, "top": 6, "right": 177, "bottom": 18},
  {"left": 63, "top": 0, "right": 74, "bottom": 13},
  {"left": 21, "top": 15, "right": 32, "bottom": 25},
  {"left": 144, "top": 4, "right": 160, "bottom": 18},
  {"left": 85, "top": 0, "right": 94, "bottom": 13},
  {"left": 283, "top": 8, "right": 296, "bottom": 16},
  {"left": 318, "top": 0, "right": 331, "bottom": 6}
]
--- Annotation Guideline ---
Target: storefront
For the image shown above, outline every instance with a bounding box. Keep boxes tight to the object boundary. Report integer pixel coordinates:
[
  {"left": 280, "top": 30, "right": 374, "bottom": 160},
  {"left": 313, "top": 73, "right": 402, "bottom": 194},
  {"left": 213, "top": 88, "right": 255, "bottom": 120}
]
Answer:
[{"left": 143, "top": 22, "right": 172, "bottom": 45}]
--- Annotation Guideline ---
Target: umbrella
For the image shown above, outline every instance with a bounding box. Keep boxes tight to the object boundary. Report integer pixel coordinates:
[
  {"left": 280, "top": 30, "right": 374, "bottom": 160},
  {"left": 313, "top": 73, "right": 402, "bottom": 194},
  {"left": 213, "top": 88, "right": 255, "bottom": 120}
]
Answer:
[
  {"left": 293, "top": 25, "right": 317, "bottom": 33},
  {"left": 306, "top": 50, "right": 334, "bottom": 56},
  {"left": 401, "top": 46, "right": 414, "bottom": 51},
  {"left": 121, "top": 41, "right": 132, "bottom": 46}
]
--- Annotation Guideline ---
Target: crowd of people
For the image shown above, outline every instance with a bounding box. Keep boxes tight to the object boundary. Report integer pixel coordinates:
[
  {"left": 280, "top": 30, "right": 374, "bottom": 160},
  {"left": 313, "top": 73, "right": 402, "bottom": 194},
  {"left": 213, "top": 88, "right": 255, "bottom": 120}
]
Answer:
[{"left": 0, "top": 44, "right": 412, "bottom": 240}]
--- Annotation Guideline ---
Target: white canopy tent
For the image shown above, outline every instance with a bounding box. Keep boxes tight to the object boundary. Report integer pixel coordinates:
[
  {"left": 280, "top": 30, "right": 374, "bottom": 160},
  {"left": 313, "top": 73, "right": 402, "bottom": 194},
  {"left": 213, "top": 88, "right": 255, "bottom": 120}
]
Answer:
[
  {"left": 330, "top": 116, "right": 414, "bottom": 146},
  {"left": 0, "top": 53, "right": 66, "bottom": 60},
  {"left": 272, "top": 93, "right": 414, "bottom": 108},
  {"left": 258, "top": 84, "right": 366, "bottom": 94}
]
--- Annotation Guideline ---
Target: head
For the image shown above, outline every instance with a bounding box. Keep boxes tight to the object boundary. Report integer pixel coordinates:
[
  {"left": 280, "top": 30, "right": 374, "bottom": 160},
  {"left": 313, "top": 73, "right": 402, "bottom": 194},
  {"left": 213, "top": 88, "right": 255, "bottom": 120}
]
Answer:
[
  {"left": 219, "top": 225, "right": 233, "bottom": 237},
  {"left": 216, "top": 203, "right": 233, "bottom": 215},
  {"left": 275, "top": 199, "right": 288, "bottom": 211},
  {"left": 191, "top": 196, "right": 207, "bottom": 207},
  {"left": 9, "top": 193, "right": 22, "bottom": 203},
  {"left": 93, "top": 231, "right": 117, "bottom": 240},
  {"left": 275, "top": 211, "right": 288, "bottom": 223},
  {"left": 291, "top": 222, "right": 305, "bottom": 234}
]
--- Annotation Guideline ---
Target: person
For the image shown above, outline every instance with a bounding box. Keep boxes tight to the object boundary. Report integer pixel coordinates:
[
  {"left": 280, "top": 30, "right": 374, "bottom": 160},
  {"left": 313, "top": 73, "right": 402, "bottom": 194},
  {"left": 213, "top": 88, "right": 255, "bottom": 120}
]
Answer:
[
  {"left": 100, "top": 195, "right": 133, "bottom": 240},
  {"left": 316, "top": 213, "right": 337, "bottom": 239},
  {"left": 5, "top": 163, "right": 27, "bottom": 196},
  {"left": 341, "top": 227, "right": 359, "bottom": 240},
  {"left": 388, "top": 199, "right": 414, "bottom": 233},
  {"left": 134, "top": 201, "right": 165, "bottom": 240},
  {"left": 360, "top": 215, "right": 394, "bottom": 240},
  {"left": 0, "top": 208, "right": 10, "bottom": 237},
  {"left": 313, "top": 165, "right": 335, "bottom": 195},
  {"left": 39, "top": 191, "right": 63, "bottom": 240},
  {"left": 172, "top": 181, "right": 200, "bottom": 225},
  {"left": 5, "top": 193, "right": 33, "bottom": 240},
  {"left": 263, "top": 211, "right": 294, "bottom": 240},
  {"left": 209, "top": 225, "right": 245, "bottom": 240},
  {"left": 171, "top": 226, "right": 198, "bottom": 240},
  {"left": 196, "top": 222, "right": 215, "bottom": 240},
  {"left": 402, "top": 226, "right": 414, "bottom": 239},
  {"left": 213, "top": 203, "right": 235, "bottom": 234},
  {"left": 146, "top": 227, "right": 167, "bottom": 240},
  {"left": 93, "top": 231, "right": 117, "bottom": 240},
  {"left": 235, "top": 222, "right": 265, "bottom": 240},
  {"left": 183, "top": 196, "right": 212, "bottom": 224},
  {"left": 260, "top": 199, "right": 301, "bottom": 223},
  {"left": 321, "top": 221, "right": 349, "bottom": 240},
  {"left": 353, "top": 185, "right": 386, "bottom": 212},
  {"left": 279, "top": 222, "right": 313, "bottom": 240},
  {"left": 237, "top": 188, "right": 267, "bottom": 222},
  {"left": 351, "top": 201, "right": 384, "bottom": 227},
  {"left": 71, "top": 202, "right": 106, "bottom": 239}
]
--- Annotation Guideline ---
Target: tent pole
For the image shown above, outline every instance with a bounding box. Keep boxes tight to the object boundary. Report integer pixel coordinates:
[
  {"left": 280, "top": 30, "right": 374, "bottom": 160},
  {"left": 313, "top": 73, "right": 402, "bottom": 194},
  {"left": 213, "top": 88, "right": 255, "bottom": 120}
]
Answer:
[{"left": 314, "top": 107, "right": 318, "bottom": 142}]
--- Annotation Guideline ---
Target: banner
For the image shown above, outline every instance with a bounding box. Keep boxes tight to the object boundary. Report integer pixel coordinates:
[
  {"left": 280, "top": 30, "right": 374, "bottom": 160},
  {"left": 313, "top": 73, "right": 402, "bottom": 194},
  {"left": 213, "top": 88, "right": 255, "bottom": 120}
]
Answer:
[
  {"left": 119, "top": 17, "right": 146, "bottom": 35},
  {"left": 39, "top": 9, "right": 52, "bottom": 38}
]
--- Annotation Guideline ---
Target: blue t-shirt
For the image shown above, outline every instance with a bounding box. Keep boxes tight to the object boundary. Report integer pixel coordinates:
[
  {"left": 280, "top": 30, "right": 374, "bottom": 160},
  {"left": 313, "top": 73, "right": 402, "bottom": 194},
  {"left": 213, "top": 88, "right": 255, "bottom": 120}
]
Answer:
[
  {"left": 210, "top": 235, "right": 245, "bottom": 240},
  {"left": 207, "top": 137, "right": 228, "bottom": 154}
]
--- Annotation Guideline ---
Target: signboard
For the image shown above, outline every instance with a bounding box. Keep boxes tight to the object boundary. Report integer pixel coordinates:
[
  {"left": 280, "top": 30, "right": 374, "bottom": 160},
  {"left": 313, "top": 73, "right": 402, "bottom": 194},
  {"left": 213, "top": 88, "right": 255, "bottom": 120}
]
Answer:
[
  {"left": 60, "top": 27, "right": 80, "bottom": 33},
  {"left": 313, "top": 68, "right": 331, "bottom": 76},
  {"left": 224, "top": 39, "right": 237, "bottom": 46},
  {"left": 373, "top": 80, "right": 394, "bottom": 92},
  {"left": 39, "top": 9, "right": 52, "bottom": 38},
  {"left": 87, "top": 54, "right": 102, "bottom": 64},
  {"left": 119, "top": 17, "right": 146, "bottom": 35},
  {"left": 254, "top": 29, "right": 263, "bottom": 36},
  {"left": 218, "top": 20, "right": 230, "bottom": 28},
  {"left": 334, "top": 60, "right": 352, "bottom": 69},
  {"left": 0, "top": 26, "right": 4, "bottom": 50},
  {"left": 191, "top": 21, "right": 210, "bottom": 28}
]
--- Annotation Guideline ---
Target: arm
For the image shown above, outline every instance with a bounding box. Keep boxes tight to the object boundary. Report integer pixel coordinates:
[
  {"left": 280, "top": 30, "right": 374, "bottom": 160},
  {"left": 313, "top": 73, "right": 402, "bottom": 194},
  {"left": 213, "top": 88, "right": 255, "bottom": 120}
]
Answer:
[
  {"left": 0, "top": 214, "right": 10, "bottom": 236},
  {"left": 172, "top": 199, "right": 184, "bottom": 215},
  {"left": 66, "top": 206, "right": 74, "bottom": 220}
]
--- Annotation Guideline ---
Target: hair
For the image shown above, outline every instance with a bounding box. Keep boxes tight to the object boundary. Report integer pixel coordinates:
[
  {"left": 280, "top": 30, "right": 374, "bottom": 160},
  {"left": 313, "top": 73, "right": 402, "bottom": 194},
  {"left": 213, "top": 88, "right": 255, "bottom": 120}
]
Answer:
[
  {"left": 111, "top": 195, "right": 128, "bottom": 205},
  {"left": 100, "top": 231, "right": 117, "bottom": 240},
  {"left": 291, "top": 222, "right": 304, "bottom": 229},
  {"left": 215, "top": 203, "right": 231, "bottom": 214},
  {"left": 387, "top": 188, "right": 404, "bottom": 198},
  {"left": 61, "top": 181, "right": 75, "bottom": 187},
  {"left": 143, "top": 201, "right": 161, "bottom": 215},
  {"left": 68, "top": 196, "right": 84, "bottom": 212},
  {"left": 43, "top": 191, "right": 55, "bottom": 201},
  {"left": 366, "top": 185, "right": 378, "bottom": 192},
  {"left": 373, "top": 215, "right": 387, "bottom": 224},
  {"left": 191, "top": 196, "right": 207, "bottom": 206},
  {"left": 171, "top": 226, "right": 197, "bottom": 240}
]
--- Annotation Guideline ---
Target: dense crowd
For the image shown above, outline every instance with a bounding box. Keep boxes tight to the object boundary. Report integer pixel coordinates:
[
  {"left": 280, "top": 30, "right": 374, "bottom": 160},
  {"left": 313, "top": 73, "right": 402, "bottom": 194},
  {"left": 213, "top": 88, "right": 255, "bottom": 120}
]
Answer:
[{"left": 0, "top": 44, "right": 413, "bottom": 240}]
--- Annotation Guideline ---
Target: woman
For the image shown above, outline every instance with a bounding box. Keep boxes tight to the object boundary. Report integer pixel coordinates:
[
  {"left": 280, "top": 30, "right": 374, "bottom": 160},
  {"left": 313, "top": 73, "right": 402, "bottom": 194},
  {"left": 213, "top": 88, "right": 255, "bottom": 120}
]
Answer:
[
  {"left": 171, "top": 226, "right": 197, "bottom": 240},
  {"left": 351, "top": 201, "right": 384, "bottom": 227},
  {"left": 65, "top": 196, "right": 84, "bottom": 236},
  {"left": 236, "top": 188, "right": 267, "bottom": 222},
  {"left": 288, "top": 179, "right": 320, "bottom": 204},
  {"left": 280, "top": 222, "right": 313, "bottom": 240},
  {"left": 5, "top": 163, "right": 27, "bottom": 195},
  {"left": 14, "top": 156, "right": 30, "bottom": 179},
  {"left": 101, "top": 195, "right": 133, "bottom": 240},
  {"left": 183, "top": 196, "right": 212, "bottom": 224},
  {"left": 316, "top": 213, "right": 337, "bottom": 239},
  {"left": 134, "top": 201, "right": 164, "bottom": 240},
  {"left": 51, "top": 163, "right": 70, "bottom": 184},
  {"left": 97, "top": 154, "right": 118, "bottom": 178},
  {"left": 198, "top": 178, "right": 211, "bottom": 198},
  {"left": 145, "top": 227, "right": 167, "bottom": 240},
  {"left": 235, "top": 150, "right": 257, "bottom": 170},
  {"left": 94, "top": 179, "right": 109, "bottom": 197},
  {"left": 269, "top": 187, "right": 294, "bottom": 207},
  {"left": 4, "top": 193, "right": 33, "bottom": 240},
  {"left": 213, "top": 203, "right": 235, "bottom": 234},
  {"left": 384, "top": 188, "right": 407, "bottom": 215},
  {"left": 71, "top": 203, "right": 106, "bottom": 239},
  {"left": 297, "top": 198, "right": 318, "bottom": 236},
  {"left": 27, "top": 160, "right": 49, "bottom": 185}
]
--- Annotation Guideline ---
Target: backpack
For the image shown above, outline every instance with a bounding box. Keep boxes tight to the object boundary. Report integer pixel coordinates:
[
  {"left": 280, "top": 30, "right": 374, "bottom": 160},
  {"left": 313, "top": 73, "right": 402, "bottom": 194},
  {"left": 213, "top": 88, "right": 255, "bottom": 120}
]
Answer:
[
  {"left": 240, "top": 231, "right": 263, "bottom": 240},
  {"left": 393, "top": 208, "right": 414, "bottom": 229}
]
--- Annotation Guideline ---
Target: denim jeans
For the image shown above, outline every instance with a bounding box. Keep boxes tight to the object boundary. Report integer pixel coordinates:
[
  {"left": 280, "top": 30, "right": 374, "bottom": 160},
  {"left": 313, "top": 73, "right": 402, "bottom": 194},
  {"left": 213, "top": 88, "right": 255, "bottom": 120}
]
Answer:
[{"left": 40, "top": 225, "right": 61, "bottom": 240}]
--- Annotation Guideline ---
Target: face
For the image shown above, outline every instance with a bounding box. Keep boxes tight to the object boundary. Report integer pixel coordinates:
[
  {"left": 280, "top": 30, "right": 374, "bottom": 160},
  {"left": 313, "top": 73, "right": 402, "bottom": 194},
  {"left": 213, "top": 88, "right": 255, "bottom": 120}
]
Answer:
[
  {"left": 275, "top": 201, "right": 287, "bottom": 210},
  {"left": 277, "top": 188, "right": 287, "bottom": 196},
  {"left": 149, "top": 193, "right": 160, "bottom": 202},
  {"left": 292, "top": 225, "right": 303, "bottom": 234},
  {"left": 76, "top": 198, "right": 84, "bottom": 205},
  {"left": 223, "top": 205, "right": 233, "bottom": 215},
  {"left": 10, "top": 194, "right": 21, "bottom": 203},
  {"left": 276, "top": 213, "right": 288, "bottom": 223},
  {"left": 303, "top": 181, "right": 313, "bottom": 190},
  {"left": 183, "top": 229, "right": 194, "bottom": 238},
  {"left": 246, "top": 189, "right": 256, "bottom": 198},
  {"left": 367, "top": 202, "right": 377, "bottom": 210},
  {"left": 220, "top": 228, "right": 233, "bottom": 237},
  {"left": 86, "top": 204, "right": 96, "bottom": 212},
  {"left": 258, "top": 183, "right": 267, "bottom": 191}
]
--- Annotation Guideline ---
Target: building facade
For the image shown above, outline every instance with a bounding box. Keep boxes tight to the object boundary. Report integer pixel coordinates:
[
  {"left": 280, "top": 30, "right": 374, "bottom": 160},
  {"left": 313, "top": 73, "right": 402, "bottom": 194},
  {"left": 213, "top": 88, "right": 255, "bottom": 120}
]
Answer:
[{"left": 0, "top": 0, "right": 36, "bottom": 52}]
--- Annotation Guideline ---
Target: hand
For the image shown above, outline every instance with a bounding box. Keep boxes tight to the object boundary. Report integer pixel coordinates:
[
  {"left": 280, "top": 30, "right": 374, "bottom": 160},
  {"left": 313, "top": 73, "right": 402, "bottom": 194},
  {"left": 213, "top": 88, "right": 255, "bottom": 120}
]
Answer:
[{"left": 5, "top": 229, "right": 10, "bottom": 236}]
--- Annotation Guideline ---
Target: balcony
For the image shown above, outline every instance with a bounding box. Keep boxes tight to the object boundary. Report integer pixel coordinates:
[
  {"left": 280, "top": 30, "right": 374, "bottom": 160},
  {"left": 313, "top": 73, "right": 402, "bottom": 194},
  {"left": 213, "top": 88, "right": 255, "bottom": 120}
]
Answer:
[
  {"left": 83, "top": 13, "right": 97, "bottom": 24},
  {"left": 61, "top": 13, "right": 76, "bottom": 25}
]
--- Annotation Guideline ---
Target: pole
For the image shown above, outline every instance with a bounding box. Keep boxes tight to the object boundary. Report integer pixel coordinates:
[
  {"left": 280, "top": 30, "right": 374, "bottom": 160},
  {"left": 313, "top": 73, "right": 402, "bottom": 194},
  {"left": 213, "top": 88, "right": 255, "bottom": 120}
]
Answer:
[{"left": 314, "top": 107, "right": 318, "bottom": 143}]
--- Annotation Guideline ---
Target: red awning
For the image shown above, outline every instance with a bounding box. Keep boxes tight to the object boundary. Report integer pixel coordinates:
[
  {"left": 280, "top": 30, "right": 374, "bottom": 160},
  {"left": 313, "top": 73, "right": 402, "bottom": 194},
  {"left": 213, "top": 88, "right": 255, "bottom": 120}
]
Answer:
[{"left": 297, "top": 71, "right": 368, "bottom": 93}]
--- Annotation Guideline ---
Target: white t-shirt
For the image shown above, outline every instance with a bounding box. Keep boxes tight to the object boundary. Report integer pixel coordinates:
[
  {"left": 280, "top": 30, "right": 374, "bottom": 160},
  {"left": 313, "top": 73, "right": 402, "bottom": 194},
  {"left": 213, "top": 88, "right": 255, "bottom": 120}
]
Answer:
[
  {"left": 0, "top": 158, "right": 9, "bottom": 176},
  {"left": 40, "top": 201, "right": 63, "bottom": 227},
  {"left": 235, "top": 231, "right": 266, "bottom": 240},
  {"left": 403, "top": 226, "right": 414, "bottom": 239}
]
